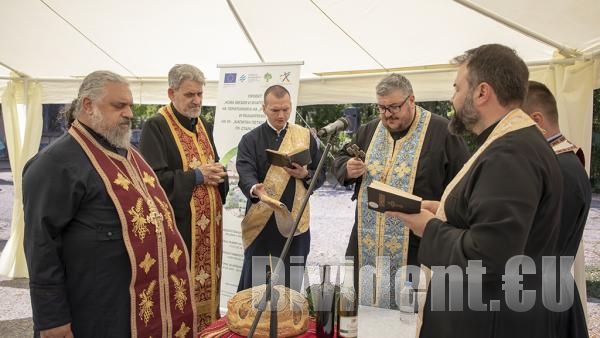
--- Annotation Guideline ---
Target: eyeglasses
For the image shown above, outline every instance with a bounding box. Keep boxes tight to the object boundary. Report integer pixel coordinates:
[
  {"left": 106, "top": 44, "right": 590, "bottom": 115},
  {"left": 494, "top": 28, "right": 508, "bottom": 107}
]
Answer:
[{"left": 377, "top": 95, "right": 411, "bottom": 115}]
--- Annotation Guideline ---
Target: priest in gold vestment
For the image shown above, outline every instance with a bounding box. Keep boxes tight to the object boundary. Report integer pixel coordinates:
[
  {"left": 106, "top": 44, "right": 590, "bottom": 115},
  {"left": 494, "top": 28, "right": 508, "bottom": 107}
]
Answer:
[
  {"left": 140, "top": 64, "right": 228, "bottom": 331},
  {"left": 236, "top": 85, "right": 326, "bottom": 292}
]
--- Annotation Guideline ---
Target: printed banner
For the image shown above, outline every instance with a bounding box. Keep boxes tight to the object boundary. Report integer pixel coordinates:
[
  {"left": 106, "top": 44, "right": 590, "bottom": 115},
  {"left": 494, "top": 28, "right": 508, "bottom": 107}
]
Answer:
[{"left": 213, "top": 62, "right": 302, "bottom": 310}]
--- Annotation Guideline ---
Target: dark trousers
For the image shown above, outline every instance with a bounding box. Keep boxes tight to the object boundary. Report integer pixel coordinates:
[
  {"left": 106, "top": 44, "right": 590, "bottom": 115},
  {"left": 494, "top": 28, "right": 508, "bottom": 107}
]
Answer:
[{"left": 238, "top": 219, "right": 310, "bottom": 292}]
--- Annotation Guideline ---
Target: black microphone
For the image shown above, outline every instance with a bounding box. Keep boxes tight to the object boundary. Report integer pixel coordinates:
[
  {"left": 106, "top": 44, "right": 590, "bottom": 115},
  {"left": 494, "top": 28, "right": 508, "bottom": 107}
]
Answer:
[{"left": 317, "top": 117, "right": 349, "bottom": 137}]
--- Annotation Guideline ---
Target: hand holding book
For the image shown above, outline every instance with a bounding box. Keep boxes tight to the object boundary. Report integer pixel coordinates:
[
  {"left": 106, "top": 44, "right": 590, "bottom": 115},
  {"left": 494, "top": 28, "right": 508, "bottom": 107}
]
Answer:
[
  {"left": 367, "top": 181, "right": 439, "bottom": 237},
  {"left": 266, "top": 147, "right": 311, "bottom": 168},
  {"left": 385, "top": 208, "right": 435, "bottom": 238},
  {"left": 367, "top": 180, "right": 422, "bottom": 214}
]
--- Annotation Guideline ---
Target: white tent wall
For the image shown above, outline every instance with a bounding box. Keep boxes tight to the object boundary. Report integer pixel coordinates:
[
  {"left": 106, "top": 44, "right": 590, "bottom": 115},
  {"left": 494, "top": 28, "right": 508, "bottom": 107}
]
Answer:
[{"left": 0, "top": 80, "right": 43, "bottom": 278}]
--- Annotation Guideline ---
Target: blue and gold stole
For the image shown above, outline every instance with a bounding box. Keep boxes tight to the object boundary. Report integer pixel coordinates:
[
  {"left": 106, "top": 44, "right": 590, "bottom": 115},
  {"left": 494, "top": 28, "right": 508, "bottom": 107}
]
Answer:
[{"left": 357, "top": 107, "right": 431, "bottom": 308}]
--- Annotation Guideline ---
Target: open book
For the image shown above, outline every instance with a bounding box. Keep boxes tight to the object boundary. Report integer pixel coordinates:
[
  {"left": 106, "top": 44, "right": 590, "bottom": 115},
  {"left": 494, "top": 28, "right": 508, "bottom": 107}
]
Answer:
[
  {"left": 266, "top": 147, "right": 311, "bottom": 168},
  {"left": 366, "top": 180, "right": 422, "bottom": 214}
]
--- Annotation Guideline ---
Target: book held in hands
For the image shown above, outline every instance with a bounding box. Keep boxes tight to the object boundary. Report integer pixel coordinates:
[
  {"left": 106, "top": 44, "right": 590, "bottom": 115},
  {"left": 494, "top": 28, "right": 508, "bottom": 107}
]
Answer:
[
  {"left": 266, "top": 147, "right": 311, "bottom": 168},
  {"left": 367, "top": 180, "right": 422, "bottom": 214}
]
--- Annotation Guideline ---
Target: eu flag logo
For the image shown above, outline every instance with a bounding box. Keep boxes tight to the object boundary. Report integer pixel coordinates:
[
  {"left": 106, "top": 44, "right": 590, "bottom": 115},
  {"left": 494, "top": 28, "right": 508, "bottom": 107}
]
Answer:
[{"left": 224, "top": 73, "right": 237, "bottom": 83}]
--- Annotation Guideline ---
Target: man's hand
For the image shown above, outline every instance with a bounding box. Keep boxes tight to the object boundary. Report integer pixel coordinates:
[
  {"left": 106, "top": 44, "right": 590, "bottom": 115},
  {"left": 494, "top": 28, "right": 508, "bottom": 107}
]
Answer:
[
  {"left": 422, "top": 200, "right": 440, "bottom": 214},
  {"left": 386, "top": 208, "right": 436, "bottom": 237},
  {"left": 283, "top": 163, "right": 309, "bottom": 179},
  {"left": 346, "top": 157, "right": 366, "bottom": 179},
  {"left": 40, "top": 323, "right": 73, "bottom": 338},
  {"left": 251, "top": 183, "right": 266, "bottom": 199},
  {"left": 199, "top": 163, "right": 227, "bottom": 186}
]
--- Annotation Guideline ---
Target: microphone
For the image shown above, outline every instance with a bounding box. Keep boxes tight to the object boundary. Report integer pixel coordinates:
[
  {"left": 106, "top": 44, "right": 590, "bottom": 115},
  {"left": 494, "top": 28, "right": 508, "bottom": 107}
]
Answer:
[{"left": 317, "top": 117, "right": 349, "bottom": 137}]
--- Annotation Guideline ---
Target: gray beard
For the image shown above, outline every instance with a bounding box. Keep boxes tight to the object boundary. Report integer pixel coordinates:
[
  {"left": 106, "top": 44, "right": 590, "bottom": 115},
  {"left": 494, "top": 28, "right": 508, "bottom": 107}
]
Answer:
[
  {"left": 105, "top": 126, "right": 132, "bottom": 149},
  {"left": 90, "top": 109, "right": 132, "bottom": 149}
]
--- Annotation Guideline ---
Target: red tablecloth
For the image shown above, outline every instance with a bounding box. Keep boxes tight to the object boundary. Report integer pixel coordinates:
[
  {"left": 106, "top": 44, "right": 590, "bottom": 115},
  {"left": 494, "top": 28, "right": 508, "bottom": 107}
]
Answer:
[{"left": 199, "top": 317, "right": 324, "bottom": 338}]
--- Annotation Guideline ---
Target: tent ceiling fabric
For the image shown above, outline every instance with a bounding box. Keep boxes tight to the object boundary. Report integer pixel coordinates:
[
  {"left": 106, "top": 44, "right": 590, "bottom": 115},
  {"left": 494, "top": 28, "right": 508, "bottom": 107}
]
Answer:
[
  {"left": 468, "top": 0, "right": 600, "bottom": 54},
  {"left": 0, "top": 0, "right": 260, "bottom": 79},
  {"left": 0, "top": 0, "right": 598, "bottom": 105}
]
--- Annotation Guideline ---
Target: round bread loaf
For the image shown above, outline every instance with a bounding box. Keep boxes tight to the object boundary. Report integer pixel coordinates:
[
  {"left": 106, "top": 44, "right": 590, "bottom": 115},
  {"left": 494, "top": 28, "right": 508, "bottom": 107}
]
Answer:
[{"left": 226, "top": 284, "right": 309, "bottom": 337}]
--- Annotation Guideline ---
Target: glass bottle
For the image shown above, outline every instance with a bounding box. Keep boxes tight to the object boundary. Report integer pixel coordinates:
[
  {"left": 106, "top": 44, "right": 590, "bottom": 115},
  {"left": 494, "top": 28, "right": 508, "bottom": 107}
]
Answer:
[
  {"left": 398, "top": 280, "right": 416, "bottom": 324},
  {"left": 316, "top": 265, "right": 335, "bottom": 337},
  {"left": 337, "top": 259, "right": 358, "bottom": 337}
]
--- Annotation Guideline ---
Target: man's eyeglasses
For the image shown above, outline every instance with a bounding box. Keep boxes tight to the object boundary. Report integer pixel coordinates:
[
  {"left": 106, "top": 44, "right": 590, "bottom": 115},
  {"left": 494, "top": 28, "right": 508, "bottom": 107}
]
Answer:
[{"left": 377, "top": 95, "right": 411, "bottom": 115}]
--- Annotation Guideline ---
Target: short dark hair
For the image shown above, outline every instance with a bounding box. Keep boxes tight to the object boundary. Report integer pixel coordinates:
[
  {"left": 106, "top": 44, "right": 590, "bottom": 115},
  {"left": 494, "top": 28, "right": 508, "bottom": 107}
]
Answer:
[
  {"left": 263, "top": 85, "right": 290, "bottom": 103},
  {"left": 522, "top": 81, "right": 559, "bottom": 126},
  {"left": 453, "top": 44, "right": 529, "bottom": 106}
]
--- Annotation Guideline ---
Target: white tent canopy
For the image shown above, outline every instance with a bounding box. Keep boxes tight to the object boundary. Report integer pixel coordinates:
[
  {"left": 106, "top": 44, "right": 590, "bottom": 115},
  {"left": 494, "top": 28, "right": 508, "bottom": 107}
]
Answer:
[{"left": 0, "top": 0, "right": 598, "bottom": 105}]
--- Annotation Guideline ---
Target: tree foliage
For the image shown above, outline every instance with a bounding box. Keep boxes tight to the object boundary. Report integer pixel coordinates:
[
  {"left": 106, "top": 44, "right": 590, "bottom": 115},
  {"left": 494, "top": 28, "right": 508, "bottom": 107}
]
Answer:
[
  {"left": 129, "top": 90, "right": 600, "bottom": 192},
  {"left": 131, "top": 104, "right": 216, "bottom": 128}
]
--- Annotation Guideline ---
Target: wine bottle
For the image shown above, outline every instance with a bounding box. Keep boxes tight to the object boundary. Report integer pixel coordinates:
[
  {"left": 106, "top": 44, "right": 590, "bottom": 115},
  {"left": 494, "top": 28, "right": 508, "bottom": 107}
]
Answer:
[
  {"left": 316, "top": 265, "right": 335, "bottom": 337},
  {"left": 338, "top": 259, "right": 358, "bottom": 337}
]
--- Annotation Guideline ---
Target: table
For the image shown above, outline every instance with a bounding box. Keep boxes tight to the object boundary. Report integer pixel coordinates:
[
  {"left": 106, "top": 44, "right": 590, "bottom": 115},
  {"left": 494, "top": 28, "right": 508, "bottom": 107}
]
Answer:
[{"left": 199, "top": 305, "right": 416, "bottom": 337}]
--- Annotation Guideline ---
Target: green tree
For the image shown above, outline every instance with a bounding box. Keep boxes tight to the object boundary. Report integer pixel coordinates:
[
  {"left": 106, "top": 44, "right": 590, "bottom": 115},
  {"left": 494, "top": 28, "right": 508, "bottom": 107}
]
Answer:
[
  {"left": 132, "top": 104, "right": 160, "bottom": 129},
  {"left": 130, "top": 104, "right": 216, "bottom": 128}
]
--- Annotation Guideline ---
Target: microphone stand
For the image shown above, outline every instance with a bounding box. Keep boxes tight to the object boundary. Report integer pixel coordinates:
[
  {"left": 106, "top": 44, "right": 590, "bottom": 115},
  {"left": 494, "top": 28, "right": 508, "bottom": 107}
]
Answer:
[
  {"left": 296, "top": 110, "right": 335, "bottom": 161},
  {"left": 247, "top": 132, "right": 336, "bottom": 338}
]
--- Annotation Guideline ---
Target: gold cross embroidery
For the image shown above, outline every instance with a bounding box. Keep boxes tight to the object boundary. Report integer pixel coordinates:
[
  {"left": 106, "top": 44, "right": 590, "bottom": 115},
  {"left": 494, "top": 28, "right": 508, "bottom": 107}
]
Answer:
[
  {"left": 139, "top": 252, "right": 156, "bottom": 274},
  {"left": 189, "top": 157, "right": 201, "bottom": 170},
  {"left": 196, "top": 215, "right": 210, "bottom": 231},
  {"left": 175, "top": 322, "right": 191, "bottom": 338},
  {"left": 146, "top": 201, "right": 164, "bottom": 236},
  {"left": 394, "top": 162, "right": 410, "bottom": 177},
  {"left": 114, "top": 173, "right": 131, "bottom": 191},
  {"left": 154, "top": 197, "right": 174, "bottom": 232},
  {"left": 170, "top": 244, "right": 183, "bottom": 265},
  {"left": 363, "top": 234, "right": 375, "bottom": 249},
  {"left": 196, "top": 269, "right": 209, "bottom": 286},
  {"left": 142, "top": 172, "right": 156, "bottom": 188},
  {"left": 368, "top": 161, "right": 385, "bottom": 176},
  {"left": 385, "top": 238, "right": 402, "bottom": 253}
]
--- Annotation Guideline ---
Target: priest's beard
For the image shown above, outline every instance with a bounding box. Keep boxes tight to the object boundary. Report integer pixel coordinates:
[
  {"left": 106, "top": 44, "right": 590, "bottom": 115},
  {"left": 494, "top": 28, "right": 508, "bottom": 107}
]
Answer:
[
  {"left": 449, "top": 90, "right": 480, "bottom": 135},
  {"left": 90, "top": 108, "right": 132, "bottom": 149}
]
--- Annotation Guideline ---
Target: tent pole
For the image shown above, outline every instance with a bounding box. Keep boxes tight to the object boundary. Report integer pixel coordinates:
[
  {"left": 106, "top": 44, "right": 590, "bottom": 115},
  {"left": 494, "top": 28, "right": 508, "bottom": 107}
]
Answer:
[
  {"left": 226, "top": 0, "right": 265, "bottom": 62},
  {"left": 0, "top": 62, "right": 28, "bottom": 78},
  {"left": 454, "top": 0, "right": 580, "bottom": 58},
  {"left": 0, "top": 77, "right": 171, "bottom": 83}
]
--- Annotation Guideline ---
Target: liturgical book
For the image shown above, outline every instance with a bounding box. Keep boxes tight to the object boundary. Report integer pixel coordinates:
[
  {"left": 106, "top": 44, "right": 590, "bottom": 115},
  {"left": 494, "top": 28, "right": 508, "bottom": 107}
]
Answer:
[{"left": 367, "top": 180, "right": 422, "bottom": 214}]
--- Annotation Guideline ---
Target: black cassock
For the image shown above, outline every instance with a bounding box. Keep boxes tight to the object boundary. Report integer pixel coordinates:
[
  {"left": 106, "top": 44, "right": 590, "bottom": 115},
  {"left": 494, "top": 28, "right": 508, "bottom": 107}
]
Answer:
[
  {"left": 332, "top": 113, "right": 470, "bottom": 288},
  {"left": 553, "top": 145, "right": 591, "bottom": 338},
  {"left": 23, "top": 129, "right": 132, "bottom": 337},
  {"left": 418, "top": 124, "right": 563, "bottom": 338},
  {"left": 139, "top": 107, "right": 228, "bottom": 251},
  {"left": 236, "top": 122, "right": 325, "bottom": 291}
]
